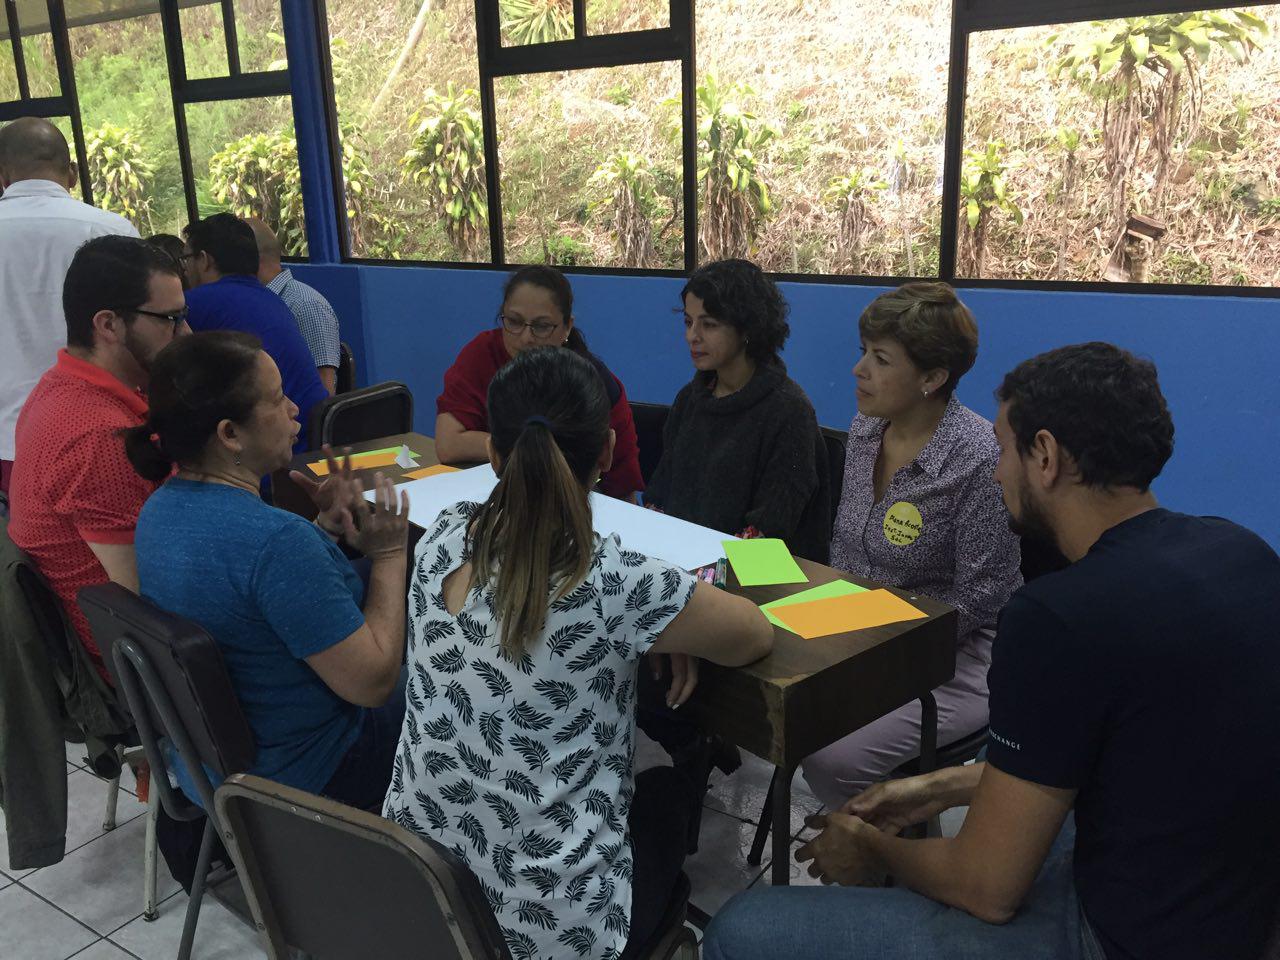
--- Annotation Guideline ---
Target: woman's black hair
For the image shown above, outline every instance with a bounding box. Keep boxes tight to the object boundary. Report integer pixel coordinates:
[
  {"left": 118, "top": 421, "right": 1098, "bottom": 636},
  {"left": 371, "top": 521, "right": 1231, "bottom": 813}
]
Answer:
[
  {"left": 469, "top": 346, "right": 611, "bottom": 656},
  {"left": 123, "top": 331, "right": 264, "bottom": 482},
  {"left": 500, "top": 264, "right": 592, "bottom": 356},
  {"left": 681, "top": 258, "right": 790, "bottom": 364}
]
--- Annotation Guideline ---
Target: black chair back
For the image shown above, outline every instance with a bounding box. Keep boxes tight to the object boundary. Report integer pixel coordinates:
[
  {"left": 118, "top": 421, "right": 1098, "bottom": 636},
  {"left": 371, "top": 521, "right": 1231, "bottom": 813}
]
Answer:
[
  {"left": 215, "top": 773, "right": 512, "bottom": 960},
  {"left": 336, "top": 341, "right": 356, "bottom": 394},
  {"left": 308, "top": 380, "right": 414, "bottom": 450},
  {"left": 630, "top": 401, "right": 670, "bottom": 486},
  {"left": 78, "top": 583, "right": 254, "bottom": 817},
  {"left": 819, "top": 425, "right": 848, "bottom": 528}
]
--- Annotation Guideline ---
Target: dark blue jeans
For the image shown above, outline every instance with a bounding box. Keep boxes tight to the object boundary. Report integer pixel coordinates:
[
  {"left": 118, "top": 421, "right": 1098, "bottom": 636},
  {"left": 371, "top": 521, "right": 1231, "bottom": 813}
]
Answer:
[
  {"left": 702, "top": 818, "right": 1106, "bottom": 960},
  {"left": 320, "top": 668, "right": 407, "bottom": 811}
]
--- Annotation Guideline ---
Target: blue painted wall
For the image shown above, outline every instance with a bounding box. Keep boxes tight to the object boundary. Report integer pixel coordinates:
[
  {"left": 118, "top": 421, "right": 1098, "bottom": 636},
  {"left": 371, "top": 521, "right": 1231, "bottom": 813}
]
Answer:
[{"left": 291, "top": 262, "right": 1280, "bottom": 547}]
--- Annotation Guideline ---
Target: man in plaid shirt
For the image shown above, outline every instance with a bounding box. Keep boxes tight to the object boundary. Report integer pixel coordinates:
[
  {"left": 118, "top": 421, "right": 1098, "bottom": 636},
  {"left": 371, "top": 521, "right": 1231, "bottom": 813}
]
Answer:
[{"left": 249, "top": 217, "right": 341, "bottom": 395}]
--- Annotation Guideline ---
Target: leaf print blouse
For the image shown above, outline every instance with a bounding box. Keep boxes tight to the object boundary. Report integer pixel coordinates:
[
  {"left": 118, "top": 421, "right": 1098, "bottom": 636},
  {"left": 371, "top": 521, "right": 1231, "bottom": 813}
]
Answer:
[{"left": 383, "top": 502, "right": 697, "bottom": 960}]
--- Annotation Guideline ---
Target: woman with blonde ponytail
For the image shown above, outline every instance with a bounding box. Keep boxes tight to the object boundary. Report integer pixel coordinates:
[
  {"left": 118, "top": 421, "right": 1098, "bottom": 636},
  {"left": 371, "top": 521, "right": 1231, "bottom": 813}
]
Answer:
[{"left": 387, "top": 346, "right": 772, "bottom": 960}]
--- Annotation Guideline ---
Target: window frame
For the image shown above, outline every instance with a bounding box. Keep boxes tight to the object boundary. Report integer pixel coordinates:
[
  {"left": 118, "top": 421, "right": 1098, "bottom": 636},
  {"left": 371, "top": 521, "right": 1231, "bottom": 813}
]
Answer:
[
  {"left": 314, "top": 0, "right": 1280, "bottom": 297},
  {"left": 1, "top": 0, "right": 92, "bottom": 205},
  {"left": 1, "top": 0, "right": 306, "bottom": 259}
]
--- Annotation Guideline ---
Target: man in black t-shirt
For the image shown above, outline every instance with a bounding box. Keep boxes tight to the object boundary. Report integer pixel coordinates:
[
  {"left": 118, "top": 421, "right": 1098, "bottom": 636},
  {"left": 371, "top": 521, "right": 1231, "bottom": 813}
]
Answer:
[{"left": 703, "top": 343, "right": 1280, "bottom": 960}]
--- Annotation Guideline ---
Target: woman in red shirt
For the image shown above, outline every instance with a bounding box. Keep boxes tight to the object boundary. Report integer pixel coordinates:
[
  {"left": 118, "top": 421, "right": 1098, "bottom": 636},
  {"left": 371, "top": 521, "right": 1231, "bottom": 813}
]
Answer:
[{"left": 435, "top": 265, "right": 644, "bottom": 501}]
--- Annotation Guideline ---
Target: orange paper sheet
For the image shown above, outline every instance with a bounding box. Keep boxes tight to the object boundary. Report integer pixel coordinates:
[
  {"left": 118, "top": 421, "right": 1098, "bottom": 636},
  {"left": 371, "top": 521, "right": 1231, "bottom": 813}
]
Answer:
[
  {"left": 771, "top": 588, "right": 927, "bottom": 639},
  {"left": 307, "top": 447, "right": 411, "bottom": 476},
  {"left": 402, "top": 463, "right": 461, "bottom": 481}
]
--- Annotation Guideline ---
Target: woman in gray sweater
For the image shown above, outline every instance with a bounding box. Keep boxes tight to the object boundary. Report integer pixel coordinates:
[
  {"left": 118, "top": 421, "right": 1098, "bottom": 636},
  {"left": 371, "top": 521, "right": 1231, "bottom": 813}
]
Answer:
[{"left": 646, "top": 259, "right": 830, "bottom": 562}]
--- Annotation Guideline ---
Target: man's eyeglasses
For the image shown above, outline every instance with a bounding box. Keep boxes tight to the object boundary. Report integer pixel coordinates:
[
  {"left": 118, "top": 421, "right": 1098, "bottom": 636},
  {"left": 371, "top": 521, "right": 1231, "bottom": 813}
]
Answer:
[
  {"left": 127, "top": 306, "right": 190, "bottom": 328},
  {"left": 500, "top": 313, "right": 561, "bottom": 339}
]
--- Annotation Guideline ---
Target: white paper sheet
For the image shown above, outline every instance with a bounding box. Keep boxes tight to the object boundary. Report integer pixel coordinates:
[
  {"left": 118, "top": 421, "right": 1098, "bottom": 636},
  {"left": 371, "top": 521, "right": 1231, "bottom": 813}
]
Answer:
[{"left": 368, "top": 464, "right": 733, "bottom": 570}]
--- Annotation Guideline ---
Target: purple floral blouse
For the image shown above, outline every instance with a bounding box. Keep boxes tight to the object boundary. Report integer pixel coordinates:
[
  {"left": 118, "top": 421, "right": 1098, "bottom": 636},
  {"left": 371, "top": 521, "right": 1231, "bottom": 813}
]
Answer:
[{"left": 829, "top": 396, "right": 1022, "bottom": 664}]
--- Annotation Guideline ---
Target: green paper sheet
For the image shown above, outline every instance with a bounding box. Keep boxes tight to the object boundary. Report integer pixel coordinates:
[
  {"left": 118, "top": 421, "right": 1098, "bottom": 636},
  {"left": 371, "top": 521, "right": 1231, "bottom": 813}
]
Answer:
[
  {"left": 722, "top": 538, "right": 809, "bottom": 587},
  {"left": 762, "top": 580, "right": 868, "bottom": 630}
]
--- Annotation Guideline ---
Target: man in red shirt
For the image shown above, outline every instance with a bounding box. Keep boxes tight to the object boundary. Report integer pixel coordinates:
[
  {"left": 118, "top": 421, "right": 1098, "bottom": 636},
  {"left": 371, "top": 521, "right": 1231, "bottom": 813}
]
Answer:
[{"left": 8, "top": 236, "right": 188, "bottom": 680}]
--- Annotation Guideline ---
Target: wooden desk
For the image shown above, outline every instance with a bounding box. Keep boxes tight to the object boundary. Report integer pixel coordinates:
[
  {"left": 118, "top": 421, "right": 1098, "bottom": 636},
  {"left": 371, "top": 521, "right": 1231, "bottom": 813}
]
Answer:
[
  {"left": 281, "top": 433, "right": 957, "bottom": 885},
  {"left": 273, "top": 432, "right": 441, "bottom": 522}
]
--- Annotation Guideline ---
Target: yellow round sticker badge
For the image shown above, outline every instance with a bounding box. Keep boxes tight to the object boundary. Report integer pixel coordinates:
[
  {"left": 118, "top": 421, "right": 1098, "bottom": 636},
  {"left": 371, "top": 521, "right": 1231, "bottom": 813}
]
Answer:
[{"left": 883, "top": 501, "right": 923, "bottom": 547}]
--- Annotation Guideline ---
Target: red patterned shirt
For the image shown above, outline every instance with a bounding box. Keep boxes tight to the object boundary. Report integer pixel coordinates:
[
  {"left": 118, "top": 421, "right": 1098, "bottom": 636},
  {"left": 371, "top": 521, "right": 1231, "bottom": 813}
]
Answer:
[{"left": 9, "top": 350, "right": 159, "bottom": 679}]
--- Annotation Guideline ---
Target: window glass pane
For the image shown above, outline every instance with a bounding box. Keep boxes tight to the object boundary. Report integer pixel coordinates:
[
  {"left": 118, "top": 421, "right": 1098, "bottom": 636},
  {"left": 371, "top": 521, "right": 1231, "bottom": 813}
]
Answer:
[
  {"left": 67, "top": 7, "right": 185, "bottom": 235},
  {"left": 235, "top": 0, "right": 286, "bottom": 73},
  {"left": 964, "top": 6, "right": 1280, "bottom": 286},
  {"left": 185, "top": 96, "right": 308, "bottom": 256},
  {"left": 495, "top": 61, "right": 683, "bottom": 268},
  {"left": 586, "top": 0, "right": 667, "bottom": 35},
  {"left": 698, "top": 0, "right": 949, "bottom": 275},
  {"left": 48, "top": 115, "right": 87, "bottom": 201},
  {"left": 326, "top": 0, "right": 486, "bottom": 260},
  {"left": 180, "top": 1, "right": 229, "bottom": 80},
  {"left": 20, "top": 30, "right": 60, "bottom": 98},
  {"left": 0, "top": 41, "right": 18, "bottom": 102},
  {"left": 500, "top": 0, "right": 573, "bottom": 46}
]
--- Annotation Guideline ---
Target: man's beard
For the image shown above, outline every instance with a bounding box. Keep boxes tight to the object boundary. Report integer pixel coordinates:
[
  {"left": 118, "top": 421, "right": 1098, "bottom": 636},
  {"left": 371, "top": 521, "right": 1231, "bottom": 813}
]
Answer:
[
  {"left": 1008, "top": 482, "right": 1057, "bottom": 553},
  {"left": 124, "top": 325, "right": 156, "bottom": 374}
]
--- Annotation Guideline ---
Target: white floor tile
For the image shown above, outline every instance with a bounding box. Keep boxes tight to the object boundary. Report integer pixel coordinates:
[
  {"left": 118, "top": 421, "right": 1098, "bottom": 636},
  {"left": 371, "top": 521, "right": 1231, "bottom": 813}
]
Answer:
[
  {"left": 703, "top": 751, "right": 822, "bottom": 840},
  {"left": 0, "top": 871, "right": 11, "bottom": 890},
  {"left": 685, "top": 808, "right": 769, "bottom": 917},
  {"left": 0, "top": 883, "right": 99, "bottom": 960},
  {"left": 63, "top": 768, "right": 149, "bottom": 857},
  {"left": 110, "top": 889, "right": 265, "bottom": 960},
  {"left": 66, "top": 742, "right": 91, "bottom": 771},
  {"left": 24, "top": 813, "right": 178, "bottom": 936},
  {"left": 68, "top": 941, "right": 136, "bottom": 960}
]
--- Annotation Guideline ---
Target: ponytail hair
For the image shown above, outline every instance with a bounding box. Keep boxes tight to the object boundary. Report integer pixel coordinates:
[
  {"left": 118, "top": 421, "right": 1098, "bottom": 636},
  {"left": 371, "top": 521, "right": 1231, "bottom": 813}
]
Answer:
[
  {"left": 123, "top": 331, "right": 264, "bottom": 482},
  {"left": 470, "top": 347, "right": 610, "bottom": 658}
]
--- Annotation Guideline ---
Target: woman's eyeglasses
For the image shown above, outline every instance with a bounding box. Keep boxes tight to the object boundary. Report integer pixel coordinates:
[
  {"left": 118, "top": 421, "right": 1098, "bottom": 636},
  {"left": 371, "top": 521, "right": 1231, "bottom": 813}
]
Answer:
[{"left": 500, "top": 314, "right": 561, "bottom": 339}]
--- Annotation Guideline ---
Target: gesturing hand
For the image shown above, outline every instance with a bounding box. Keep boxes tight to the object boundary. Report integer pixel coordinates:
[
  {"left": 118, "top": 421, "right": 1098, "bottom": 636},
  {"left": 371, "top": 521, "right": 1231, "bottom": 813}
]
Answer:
[
  {"left": 289, "top": 445, "right": 363, "bottom": 534},
  {"left": 344, "top": 472, "right": 410, "bottom": 562},
  {"left": 795, "top": 812, "right": 882, "bottom": 886}
]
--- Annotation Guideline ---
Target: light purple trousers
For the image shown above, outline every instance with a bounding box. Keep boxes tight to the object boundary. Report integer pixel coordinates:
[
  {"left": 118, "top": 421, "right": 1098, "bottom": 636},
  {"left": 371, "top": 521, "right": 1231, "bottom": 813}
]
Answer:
[{"left": 800, "top": 640, "right": 991, "bottom": 811}]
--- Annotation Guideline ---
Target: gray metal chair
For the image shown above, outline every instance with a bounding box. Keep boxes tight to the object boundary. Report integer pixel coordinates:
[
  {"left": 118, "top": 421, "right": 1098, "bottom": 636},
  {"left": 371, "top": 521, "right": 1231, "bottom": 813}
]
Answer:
[
  {"left": 79, "top": 583, "right": 256, "bottom": 960},
  {"left": 215, "top": 772, "right": 697, "bottom": 960},
  {"left": 307, "top": 380, "right": 414, "bottom": 450}
]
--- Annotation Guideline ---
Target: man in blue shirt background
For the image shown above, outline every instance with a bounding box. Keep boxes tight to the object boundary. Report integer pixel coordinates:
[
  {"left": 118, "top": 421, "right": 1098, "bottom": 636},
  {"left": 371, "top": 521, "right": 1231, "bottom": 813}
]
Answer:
[{"left": 182, "top": 213, "right": 326, "bottom": 450}]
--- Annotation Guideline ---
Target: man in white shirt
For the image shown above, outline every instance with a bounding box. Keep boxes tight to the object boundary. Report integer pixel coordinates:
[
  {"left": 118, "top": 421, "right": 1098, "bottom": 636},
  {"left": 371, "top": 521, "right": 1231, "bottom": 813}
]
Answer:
[{"left": 0, "top": 117, "right": 139, "bottom": 500}]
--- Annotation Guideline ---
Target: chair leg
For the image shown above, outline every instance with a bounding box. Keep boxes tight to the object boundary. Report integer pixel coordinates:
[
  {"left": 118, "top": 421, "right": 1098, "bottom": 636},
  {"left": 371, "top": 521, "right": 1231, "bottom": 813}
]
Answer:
[
  {"left": 143, "top": 793, "right": 159, "bottom": 921},
  {"left": 178, "top": 819, "right": 216, "bottom": 960},
  {"left": 102, "top": 771, "right": 121, "bottom": 831},
  {"left": 746, "top": 767, "right": 781, "bottom": 867}
]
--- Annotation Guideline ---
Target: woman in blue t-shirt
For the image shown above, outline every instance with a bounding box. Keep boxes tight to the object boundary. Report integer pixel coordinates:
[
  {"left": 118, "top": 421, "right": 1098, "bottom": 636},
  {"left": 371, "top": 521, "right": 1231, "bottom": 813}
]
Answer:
[
  {"left": 386, "top": 346, "right": 773, "bottom": 960},
  {"left": 125, "top": 330, "right": 410, "bottom": 810}
]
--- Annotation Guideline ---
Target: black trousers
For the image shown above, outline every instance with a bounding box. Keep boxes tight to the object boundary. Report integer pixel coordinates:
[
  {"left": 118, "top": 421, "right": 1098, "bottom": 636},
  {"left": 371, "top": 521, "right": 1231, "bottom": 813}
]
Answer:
[{"left": 620, "top": 765, "right": 699, "bottom": 957}]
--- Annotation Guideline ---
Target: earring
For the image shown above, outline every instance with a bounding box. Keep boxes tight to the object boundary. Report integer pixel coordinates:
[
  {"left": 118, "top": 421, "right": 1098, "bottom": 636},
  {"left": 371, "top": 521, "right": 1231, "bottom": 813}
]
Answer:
[
  {"left": 234, "top": 455, "right": 241, "bottom": 466},
  {"left": 922, "top": 389, "right": 930, "bottom": 398}
]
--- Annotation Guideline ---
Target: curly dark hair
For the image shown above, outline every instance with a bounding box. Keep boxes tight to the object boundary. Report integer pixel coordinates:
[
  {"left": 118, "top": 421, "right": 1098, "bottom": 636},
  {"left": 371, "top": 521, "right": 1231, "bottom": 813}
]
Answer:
[
  {"left": 681, "top": 259, "right": 790, "bottom": 364},
  {"left": 996, "top": 342, "right": 1174, "bottom": 492}
]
